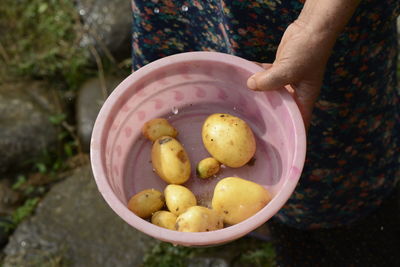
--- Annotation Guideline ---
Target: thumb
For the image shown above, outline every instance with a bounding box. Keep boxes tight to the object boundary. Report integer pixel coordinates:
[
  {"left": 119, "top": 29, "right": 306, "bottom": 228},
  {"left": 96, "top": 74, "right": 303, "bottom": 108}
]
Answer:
[{"left": 247, "top": 65, "right": 290, "bottom": 91}]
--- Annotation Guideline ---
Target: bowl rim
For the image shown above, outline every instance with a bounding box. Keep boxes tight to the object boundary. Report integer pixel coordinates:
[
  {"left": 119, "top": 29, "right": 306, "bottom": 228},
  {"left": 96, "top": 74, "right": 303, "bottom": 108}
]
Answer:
[{"left": 90, "top": 51, "right": 306, "bottom": 246}]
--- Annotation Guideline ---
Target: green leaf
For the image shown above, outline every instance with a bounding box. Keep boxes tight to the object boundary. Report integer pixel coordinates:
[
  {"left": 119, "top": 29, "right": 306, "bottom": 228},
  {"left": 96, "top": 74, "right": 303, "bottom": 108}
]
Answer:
[
  {"left": 143, "top": 242, "right": 196, "bottom": 267},
  {"left": 11, "top": 197, "right": 40, "bottom": 225},
  {"left": 12, "top": 175, "right": 27, "bottom": 190},
  {"left": 52, "top": 159, "right": 62, "bottom": 171},
  {"left": 49, "top": 113, "right": 66, "bottom": 125},
  {"left": 57, "top": 131, "right": 69, "bottom": 140},
  {"left": 0, "top": 218, "right": 14, "bottom": 233},
  {"left": 24, "top": 185, "right": 35, "bottom": 195},
  {"left": 38, "top": 3, "right": 48, "bottom": 13},
  {"left": 239, "top": 242, "right": 276, "bottom": 266},
  {"left": 64, "top": 143, "right": 74, "bottom": 157},
  {"left": 36, "top": 162, "right": 47, "bottom": 173}
]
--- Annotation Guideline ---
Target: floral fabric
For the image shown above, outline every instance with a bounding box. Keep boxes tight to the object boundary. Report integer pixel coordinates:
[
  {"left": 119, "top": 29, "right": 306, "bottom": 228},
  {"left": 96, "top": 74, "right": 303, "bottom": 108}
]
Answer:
[{"left": 131, "top": 0, "right": 400, "bottom": 229}]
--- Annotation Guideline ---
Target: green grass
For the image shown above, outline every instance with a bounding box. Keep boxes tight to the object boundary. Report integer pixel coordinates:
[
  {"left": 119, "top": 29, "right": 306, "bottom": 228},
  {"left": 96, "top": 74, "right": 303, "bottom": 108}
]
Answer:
[
  {"left": 0, "top": 0, "right": 97, "bottom": 181},
  {"left": 142, "top": 242, "right": 198, "bottom": 267},
  {"left": 0, "top": 0, "right": 129, "bottom": 172},
  {"left": 239, "top": 242, "right": 276, "bottom": 266},
  {"left": 0, "top": 0, "right": 94, "bottom": 241},
  {"left": 0, "top": 198, "right": 40, "bottom": 233},
  {"left": 142, "top": 237, "right": 276, "bottom": 267},
  {"left": 0, "top": 0, "right": 91, "bottom": 88}
]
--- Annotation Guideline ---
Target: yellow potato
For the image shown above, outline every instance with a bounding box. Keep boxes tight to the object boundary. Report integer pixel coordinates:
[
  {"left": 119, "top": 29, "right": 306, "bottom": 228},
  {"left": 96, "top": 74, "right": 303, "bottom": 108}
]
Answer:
[
  {"left": 164, "top": 184, "right": 197, "bottom": 216},
  {"left": 211, "top": 177, "right": 271, "bottom": 225},
  {"left": 151, "top": 136, "right": 191, "bottom": 184},
  {"left": 202, "top": 113, "right": 256, "bottom": 168},
  {"left": 196, "top": 157, "right": 220, "bottom": 179},
  {"left": 127, "top": 189, "right": 164, "bottom": 218},
  {"left": 151, "top": 211, "right": 177, "bottom": 230},
  {"left": 142, "top": 118, "right": 178, "bottom": 142},
  {"left": 176, "top": 206, "right": 223, "bottom": 232}
]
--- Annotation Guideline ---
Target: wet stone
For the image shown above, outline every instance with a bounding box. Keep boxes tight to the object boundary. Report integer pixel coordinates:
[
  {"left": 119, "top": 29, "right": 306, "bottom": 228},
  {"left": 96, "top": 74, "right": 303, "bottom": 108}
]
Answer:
[
  {"left": 0, "top": 82, "right": 58, "bottom": 175},
  {"left": 77, "top": 0, "right": 132, "bottom": 61},
  {"left": 2, "top": 166, "right": 157, "bottom": 266},
  {"left": 76, "top": 75, "right": 124, "bottom": 152}
]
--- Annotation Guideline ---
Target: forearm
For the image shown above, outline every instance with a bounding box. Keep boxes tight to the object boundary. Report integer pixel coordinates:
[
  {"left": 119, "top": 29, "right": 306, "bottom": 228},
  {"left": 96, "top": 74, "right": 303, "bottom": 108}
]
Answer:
[{"left": 297, "top": 0, "right": 360, "bottom": 43}]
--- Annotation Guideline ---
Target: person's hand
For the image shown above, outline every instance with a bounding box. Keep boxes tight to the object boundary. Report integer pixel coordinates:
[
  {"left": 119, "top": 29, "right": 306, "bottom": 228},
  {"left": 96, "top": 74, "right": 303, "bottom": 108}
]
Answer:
[
  {"left": 247, "top": 0, "right": 360, "bottom": 128},
  {"left": 247, "top": 20, "right": 335, "bottom": 129}
]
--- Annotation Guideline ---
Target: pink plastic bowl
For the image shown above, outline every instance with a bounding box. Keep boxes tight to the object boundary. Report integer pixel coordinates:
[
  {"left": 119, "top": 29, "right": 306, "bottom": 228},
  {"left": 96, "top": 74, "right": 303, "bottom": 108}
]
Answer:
[{"left": 90, "top": 51, "right": 306, "bottom": 246}]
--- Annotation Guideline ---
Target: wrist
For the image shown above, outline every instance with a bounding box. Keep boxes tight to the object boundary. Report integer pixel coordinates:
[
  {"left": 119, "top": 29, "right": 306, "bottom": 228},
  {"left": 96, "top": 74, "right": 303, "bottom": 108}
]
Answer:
[
  {"left": 297, "top": 0, "right": 360, "bottom": 44},
  {"left": 294, "top": 17, "right": 339, "bottom": 46},
  {"left": 289, "top": 19, "right": 337, "bottom": 58}
]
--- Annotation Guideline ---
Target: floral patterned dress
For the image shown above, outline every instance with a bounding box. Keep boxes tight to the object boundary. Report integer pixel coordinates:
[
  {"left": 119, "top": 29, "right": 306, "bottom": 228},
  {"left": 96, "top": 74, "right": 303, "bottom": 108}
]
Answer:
[{"left": 131, "top": 0, "right": 400, "bottom": 229}]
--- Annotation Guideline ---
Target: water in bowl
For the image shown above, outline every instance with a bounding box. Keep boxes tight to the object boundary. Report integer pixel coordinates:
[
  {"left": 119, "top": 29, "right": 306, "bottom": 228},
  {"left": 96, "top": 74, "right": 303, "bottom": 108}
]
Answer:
[{"left": 123, "top": 102, "right": 283, "bottom": 206}]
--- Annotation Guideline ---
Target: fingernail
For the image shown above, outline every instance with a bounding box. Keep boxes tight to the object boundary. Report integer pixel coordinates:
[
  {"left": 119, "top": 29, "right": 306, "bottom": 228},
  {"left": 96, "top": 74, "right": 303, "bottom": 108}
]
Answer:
[{"left": 247, "top": 77, "right": 257, "bottom": 90}]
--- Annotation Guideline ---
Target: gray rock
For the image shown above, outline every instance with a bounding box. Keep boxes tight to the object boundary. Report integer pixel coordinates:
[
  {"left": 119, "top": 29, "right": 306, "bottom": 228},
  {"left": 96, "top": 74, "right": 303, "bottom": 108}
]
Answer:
[
  {"left": 77, "top": 0, "right": 132, "bottom": 61},
  {"left": 397, "top": 15, "right": 400, "bottom": 35},
  {"left": 398, "top": 16, "right": 400, "bottom": 57},
  {"left": 76, "top": 75, "right": 124, "bottom": 152},
  {"left": 2, "top": 165, "right": 156, "bottom": 267},
  {"left": 398, "top": 16, "right": 400, "bottom": 48},
  {"left": 0, "top": 82, "right": 58, "bottom": 175}
]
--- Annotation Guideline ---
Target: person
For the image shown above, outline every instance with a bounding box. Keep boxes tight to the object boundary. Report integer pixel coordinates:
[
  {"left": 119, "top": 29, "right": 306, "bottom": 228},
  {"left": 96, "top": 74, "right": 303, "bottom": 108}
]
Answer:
[{"left": 131, "top": 0, "right": 400, "bottom": 265}]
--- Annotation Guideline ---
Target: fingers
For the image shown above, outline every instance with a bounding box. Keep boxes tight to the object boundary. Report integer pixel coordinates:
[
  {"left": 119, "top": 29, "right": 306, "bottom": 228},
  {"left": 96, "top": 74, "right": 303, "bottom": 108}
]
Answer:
[
  {"left": 246, "top": 64, "right": 321, "bottom": 130},
  {"left": 292, "top": 82, "right": 321, "bottom": 130},
  {"left": 247, "top": 65, "right": 290, "bottom": 91}
]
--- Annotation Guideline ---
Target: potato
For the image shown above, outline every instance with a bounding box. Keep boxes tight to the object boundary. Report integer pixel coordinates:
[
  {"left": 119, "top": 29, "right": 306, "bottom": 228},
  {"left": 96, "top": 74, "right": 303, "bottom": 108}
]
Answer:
[
  {"left": 196, "top": 157, "right": 220, "bottom": 179},
  {"left": 151, "top": 136, "right": 191, "bottom": 184},
  {"left": 128, "top": 189, "right": 164, "bottom": 218},
  {"left": 202, "top": 113, "right": 256, "bottom": 168},
  {"left": 151, "top": 211, "right": 177, "bottom": 230},
  {"left": 142, "top": 118, "right": 178, "bottom": 142},
  {"left": 164, "top": 184, "right": 197, "bottom": 216},
  {"left": 176, "top": 206, "right": 223, "bottom": 232},
  {"left": 211, "top": 177, "right": 271, "bottom": 225}
]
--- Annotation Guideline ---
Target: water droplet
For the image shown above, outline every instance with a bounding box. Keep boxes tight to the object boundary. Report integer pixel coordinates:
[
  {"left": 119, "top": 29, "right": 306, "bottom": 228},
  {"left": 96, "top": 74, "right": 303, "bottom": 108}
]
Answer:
[
  {"left": 154, "top": 7, "right": 160, "bottom": 14},
  {"left": 181, "top": 5, "right": 188, "bottom": 12},
  {"left": 152, "top": 168, "right": 156, "bottom": 172},
  {"left": 233, "top": 107, "right": 237, "bottom": 110},
  {"left": 220, "top": 164, "right": 226, "bottom": 169},
  {"left": 172, "top": 106, "right": 179, "bottom": 115},
  {"left": 79, "top": 9, "right": 86, "bottom": 16}
]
